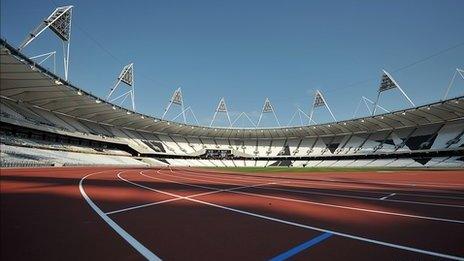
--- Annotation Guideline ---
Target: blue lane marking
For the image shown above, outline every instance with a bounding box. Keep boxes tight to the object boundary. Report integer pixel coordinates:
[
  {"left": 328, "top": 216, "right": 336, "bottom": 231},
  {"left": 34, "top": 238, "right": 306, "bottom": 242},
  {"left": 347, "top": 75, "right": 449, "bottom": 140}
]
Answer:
[{"left": 269, "top": 232, "right": 333, "bottom": 261}]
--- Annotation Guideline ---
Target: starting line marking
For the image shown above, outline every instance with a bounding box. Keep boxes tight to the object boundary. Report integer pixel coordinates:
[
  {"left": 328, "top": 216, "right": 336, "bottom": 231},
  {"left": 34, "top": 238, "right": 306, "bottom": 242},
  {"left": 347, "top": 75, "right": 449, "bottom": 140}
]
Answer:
[
  {"left": 270, "top": 232, "right": 333, "bottom": 261},
  {"left": 117, "top": 170, "right": 464, "bottom": 261}
]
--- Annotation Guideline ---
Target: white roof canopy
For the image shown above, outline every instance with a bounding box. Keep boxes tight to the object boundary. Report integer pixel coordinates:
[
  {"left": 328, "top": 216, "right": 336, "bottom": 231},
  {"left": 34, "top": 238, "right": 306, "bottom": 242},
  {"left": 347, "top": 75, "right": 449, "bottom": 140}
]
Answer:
[{"left": 2, "top": 39, "right": 464, "bottom": 139}]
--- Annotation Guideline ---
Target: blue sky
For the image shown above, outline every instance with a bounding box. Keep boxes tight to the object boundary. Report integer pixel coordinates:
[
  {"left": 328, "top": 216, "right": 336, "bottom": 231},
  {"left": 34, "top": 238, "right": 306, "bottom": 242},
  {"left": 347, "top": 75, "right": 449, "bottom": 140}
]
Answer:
[{"left": 2, "top": 0, "right": 464, "bottom": 127}]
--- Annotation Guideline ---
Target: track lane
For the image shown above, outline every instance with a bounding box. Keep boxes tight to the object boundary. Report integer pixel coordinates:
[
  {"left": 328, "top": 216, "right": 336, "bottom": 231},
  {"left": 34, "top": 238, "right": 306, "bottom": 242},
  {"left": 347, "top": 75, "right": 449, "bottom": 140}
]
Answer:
[
  {"left": 182, "top": 167, "right": 464, "bottom": 197},
  {"left": 1, "top": 167, "right": 148, "bottom": 260},
  {"left": 177, "top": 167, "right": 464, "bottom": 206},
  {"left": 158, "top": 168, "right": 464, "bottom": 220},
  {"left": 115, "top": 170, "right": 439, "bottom": 260},
  {"left": 159, "top": 168, "right": 464, "bottom": 221},
  {"left": 129, "top": 169, "right": 464, "bottom": 260},
  {"left": 81, "top": 169, "right": 176, "bottom": 214},
  {"left": 188, "top": 168, "right": 464, "bottom": 188},
  {"left": 112, "top": 170, "right": 326, "bottom": 260},
  {"left": 80, "top": 170, "right": 161, "bottom": 260},
  {"left": 2, "top": 167, "right": 463, "bottom": 260}
]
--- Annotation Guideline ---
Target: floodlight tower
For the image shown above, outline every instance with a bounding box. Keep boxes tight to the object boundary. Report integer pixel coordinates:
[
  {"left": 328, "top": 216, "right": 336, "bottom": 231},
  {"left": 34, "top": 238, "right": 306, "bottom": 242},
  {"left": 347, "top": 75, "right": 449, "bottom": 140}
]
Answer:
[
  {"left": 256, "top": 98, "right": 280, "bottom": 127},
  {"left": 107, "top": 63, "right": 136, "bottom": 110},
  {"left": 308, "top": 90, "right": 336, "bottom": 124},
  {"left": 372, "top": 70, "right": 414, "bottom": 115},
  {"left": 210, "top": 97, "right": 232, "bottom": 127},
  {"left": 19, "top": 5, "right": 73, "bottom": 81},
  {"left": 163, "top": 88, "right": 186, "bottom": 123}
]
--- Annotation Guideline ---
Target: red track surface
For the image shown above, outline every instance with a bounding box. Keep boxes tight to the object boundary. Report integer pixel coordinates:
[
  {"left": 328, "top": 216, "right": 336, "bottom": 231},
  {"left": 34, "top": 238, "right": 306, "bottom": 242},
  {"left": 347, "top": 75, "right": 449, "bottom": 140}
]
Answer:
[{"left": 1, "top": 167, "right": 463, "bottom": 260}]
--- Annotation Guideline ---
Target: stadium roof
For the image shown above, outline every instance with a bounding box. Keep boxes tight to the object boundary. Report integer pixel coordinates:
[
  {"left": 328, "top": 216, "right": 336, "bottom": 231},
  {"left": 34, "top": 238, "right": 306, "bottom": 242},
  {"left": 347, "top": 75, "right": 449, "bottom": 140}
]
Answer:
[{"left": 1, "top": 38, "right": 464, "bottom": 139}]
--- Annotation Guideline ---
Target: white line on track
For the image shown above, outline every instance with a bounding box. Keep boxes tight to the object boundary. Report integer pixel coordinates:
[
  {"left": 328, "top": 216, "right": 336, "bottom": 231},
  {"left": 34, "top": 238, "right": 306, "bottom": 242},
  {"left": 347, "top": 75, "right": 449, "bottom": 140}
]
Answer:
[
  {"left": 190, "top": 167, "right": 464, "bottom": 199},
  {"left": 151, "top": 169, "right": 464, "bottom": 224},
  {"left": 118, "top": 170, "right": 464, "bottom": 261},
  {"left": 394, "top": 193, "right": 464, "bottom": 201},
  {"left": 105, "top": 198, "right": 181, "bottom": 215},
  {"left": 259, "top": 185, "right": 464, "bottom": 208},
  {"left": 178, "top": 168, "right": 464, "bottom": 197},
  {"left": 190, "top": 168, "right": 464, "bottom": 188},
  {"left": 187, "top": 168, "right": 464, "bottom": 191},
  {"left": 105, "top": 180, "right": 277, "bottom": 215},
  {"left": 163, "top": 169, "right": 464, "bottom": 208},
  {"left": 176, "top": 169, "right": 394, "bottom": 194},
  {"left": 79, "top": 170, "right": 161, "bottom": 261},
  {"left": 380, "top": 193, "right": 397, "bottom": 201},
  {"left": 326, "top": 178, "right": 464, "bottom": 190}
]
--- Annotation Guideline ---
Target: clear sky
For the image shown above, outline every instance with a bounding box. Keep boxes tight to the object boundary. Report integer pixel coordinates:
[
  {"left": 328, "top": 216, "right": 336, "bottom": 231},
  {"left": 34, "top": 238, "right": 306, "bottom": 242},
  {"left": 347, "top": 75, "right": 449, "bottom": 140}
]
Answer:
[{"left": 2, "top": 0, "right": 464, "bottom": 127}]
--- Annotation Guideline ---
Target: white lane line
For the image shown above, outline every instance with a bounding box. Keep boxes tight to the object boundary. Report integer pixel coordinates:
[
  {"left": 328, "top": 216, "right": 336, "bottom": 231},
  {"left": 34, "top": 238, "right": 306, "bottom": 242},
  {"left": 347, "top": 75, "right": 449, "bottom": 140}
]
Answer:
[
  {"left": 162, "top": 169, "right": 464, "bottom": 208},
  {"left": 327, "top": 178, "right": 464, "bottom": 190},
  {"left": 159, "top": 169, "right": 384, "bottom": 202},
  {"left": 184, "top": 169, "right": 407, "bottom": 195},
  {"left": 185, "top": 170, "right": 385, "bottom": 191},
  {"left": 79, "top": 170, "right": 161, "bottom": 261},
  {"left": 183, "top": 169, "right": 464, "bottom": 195},
  {"left": 198, "top": 168, "right": 464, "bottom": 200},
  {"left": 106, "top": 175, "right": 276, "bottom": 215},
  {"left": 380, "top": 193, "right": 397, "bottom": 201},
  {"left": 149, "top": 170, "right": 464, "bottom": 225},
  {"left": 269, "top": 187, "right": 464, "bottom": 208},
  {"left": 203, "top": 168, "right": 464, "bottom": 189},
  {"left": 178, "top": 168, "right": 387, "bottom": 192},
  {"left": 119, "top": 171, "right": 464, "bottom": 261},
  {"left": 395, "top": 193, "right": 464, "bottom": 201},
  {"left": 105, "top": 198, "right": 181, "bottom": 215}
]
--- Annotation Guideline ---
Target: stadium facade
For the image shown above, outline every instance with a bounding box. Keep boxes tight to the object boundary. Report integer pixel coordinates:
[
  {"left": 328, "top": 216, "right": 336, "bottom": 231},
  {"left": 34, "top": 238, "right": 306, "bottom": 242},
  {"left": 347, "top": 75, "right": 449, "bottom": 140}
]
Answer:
[{"left": 1, "top": 37, "right": 463, "bottom": 168}]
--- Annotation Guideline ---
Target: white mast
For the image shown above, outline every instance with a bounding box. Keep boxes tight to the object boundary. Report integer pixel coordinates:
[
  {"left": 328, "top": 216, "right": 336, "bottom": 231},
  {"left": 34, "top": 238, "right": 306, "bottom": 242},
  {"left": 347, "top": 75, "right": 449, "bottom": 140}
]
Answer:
[
  {"left": 231, "top": 112, "right": 256, "bottom": 127},
  {"left": 30, "top": 51, "right": 57, "bottom": 73},
  {"left": 287, "top": 107, "right": 311, "bottom": 126},
  {"left": 353, "top": 96, "right": 390, "bottom": 118},
  {"left": 443, "top": 68, "right": 464, "bottom": 100}
]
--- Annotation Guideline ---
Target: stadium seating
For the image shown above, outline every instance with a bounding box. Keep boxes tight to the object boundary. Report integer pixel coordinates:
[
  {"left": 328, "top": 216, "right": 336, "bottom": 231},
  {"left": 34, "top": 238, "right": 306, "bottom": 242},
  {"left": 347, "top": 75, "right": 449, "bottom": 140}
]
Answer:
[
  {"left": 1, "top": 144, "right": 147, "bottom": 167},
  {"left": 1, "top": 37, "right": 463, "bottom": 169},
  {"left": 1, "top": 88, "right": 463, "bottom": 168}
]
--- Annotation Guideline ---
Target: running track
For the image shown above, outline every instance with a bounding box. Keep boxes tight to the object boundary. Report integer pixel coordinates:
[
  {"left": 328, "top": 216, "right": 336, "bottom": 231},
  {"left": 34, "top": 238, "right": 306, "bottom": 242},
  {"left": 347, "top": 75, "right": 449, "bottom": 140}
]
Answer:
[{"left": 1, "top": 167, "right": 463, "bottom": 260}]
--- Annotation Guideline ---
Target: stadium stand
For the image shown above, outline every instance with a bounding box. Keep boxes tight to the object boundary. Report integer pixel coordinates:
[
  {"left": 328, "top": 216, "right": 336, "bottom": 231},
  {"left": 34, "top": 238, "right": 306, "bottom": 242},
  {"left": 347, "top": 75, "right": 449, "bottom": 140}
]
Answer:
[
  {"left": 1, "top": 38, "right": 463, "bottom": 168},
  {"left": 0, "top": 144, "right": 146, "bottom": 167}
]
